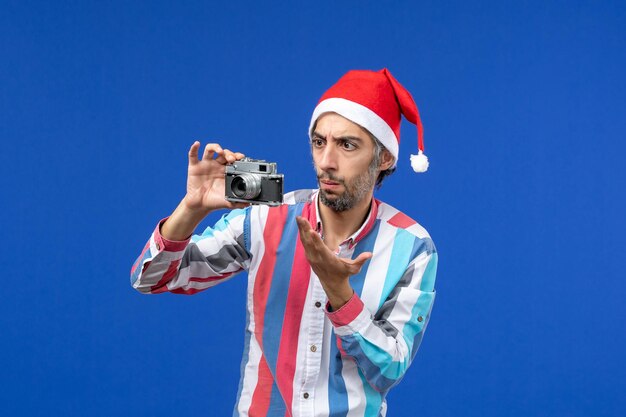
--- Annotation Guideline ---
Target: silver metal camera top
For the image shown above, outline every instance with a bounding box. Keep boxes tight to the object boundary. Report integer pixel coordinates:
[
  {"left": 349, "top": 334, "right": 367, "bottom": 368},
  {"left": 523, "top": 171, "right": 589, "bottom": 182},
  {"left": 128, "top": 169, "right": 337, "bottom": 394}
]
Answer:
[{"left": 227, "top": 157, "right": 278, "bottom": 175}]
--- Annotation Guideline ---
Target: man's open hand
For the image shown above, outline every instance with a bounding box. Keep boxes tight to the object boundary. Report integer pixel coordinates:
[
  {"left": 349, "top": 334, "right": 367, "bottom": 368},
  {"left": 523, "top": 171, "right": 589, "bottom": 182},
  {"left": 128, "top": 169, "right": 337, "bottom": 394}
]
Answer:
[{"left": 296, "top": 216, "right": 372, "bottom": 309}]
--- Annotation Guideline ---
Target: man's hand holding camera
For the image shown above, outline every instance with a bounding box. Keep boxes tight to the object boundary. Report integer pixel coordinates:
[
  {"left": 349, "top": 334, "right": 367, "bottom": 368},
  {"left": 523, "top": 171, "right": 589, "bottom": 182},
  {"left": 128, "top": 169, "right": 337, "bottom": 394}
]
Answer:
[
  {"left": 161, "top": 142, "right": 249, "bottom": 241},
  {"left": 185, "top": 142, "right": 249, "bottom": 211}
]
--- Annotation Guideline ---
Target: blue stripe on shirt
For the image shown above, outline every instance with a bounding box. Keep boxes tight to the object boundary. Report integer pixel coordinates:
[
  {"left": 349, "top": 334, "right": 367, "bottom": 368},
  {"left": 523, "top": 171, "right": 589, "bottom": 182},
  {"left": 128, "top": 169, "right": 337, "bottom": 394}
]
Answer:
[
  {"left": 328, "top": 331, "right": 349, "bottom": 417},
  {"left": 420, "top": 252, "right": 437, "bottom": 292},
  {"left": 378, "top": 228, "right": 415, "bottom": 309},
  {"left": 346, "top": 291, "right": 435, "bottom": 386},
  {"left": 350, "top": 220, "right": 381, "bottom": 298},
  {"left": 193, "top": 209, "right": 247, "bottom": 242},
  {"left": 267, "top": 379, "right": 287, "bottom": 415},
  {"left": 340, "top": 334, "right": 398, "bottom": 391},
  {"left": 327, "top": 221, "right": 381, "bottom": 415},
  {"left": 410, "top": 293, "right": 436, "bottom": 362},
  {"left": 358, "top": 369, "right": 383, "bottom": 416},
  {"left": 243, "top": 207, "right": 251, "bottom": 253}
]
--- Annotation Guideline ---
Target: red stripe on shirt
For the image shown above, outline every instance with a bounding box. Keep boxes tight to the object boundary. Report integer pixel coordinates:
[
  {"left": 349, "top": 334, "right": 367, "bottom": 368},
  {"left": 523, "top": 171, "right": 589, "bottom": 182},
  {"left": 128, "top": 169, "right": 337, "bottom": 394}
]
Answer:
[
  {"left": 326, "top": 293, "right": 365, "bottom": 327},
  {"left": 276, "top": 203, "right": 312, "bottom": 413},
  {"left": 249, "top": 355, "right": 274, "bottom": 417},
  {"left": 170, "top": 287, "right": 205, "bottom": 295},
  {"left": 388, "top": 211, "right": 417, "bottom": 229}
]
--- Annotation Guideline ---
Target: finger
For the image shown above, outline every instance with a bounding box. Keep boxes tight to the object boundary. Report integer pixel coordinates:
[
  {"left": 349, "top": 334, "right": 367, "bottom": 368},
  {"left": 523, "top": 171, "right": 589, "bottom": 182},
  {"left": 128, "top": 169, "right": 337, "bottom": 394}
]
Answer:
[
  {"left": 298, "top": 221, "right": 322, "bottom": 257},
  {"left": 296, "top": 217, "right": 312, "bottom": 245},
  {"left": 342, "top": 252, "right": 372, "bottom": 267},
  {"left": 202, "top": 143, "right": 223, "bottom": 161},
  {"left": 221, "top": 149, "right": 238, "bottom": 164},
  {"left": 202, "top": 144, "right": 214, "bottom": 161},
  {"left": 307, "top": 228, "right": 326, "bottom": 251},
  {"left": 214, "top": 148, "right": 230, "bottom": 164},
  {"left": 234, "top": 152, "right": 245, "bottom": 160},
  {"left": 296, "top": 216, "right": 312, "bottom": 235},
  {"left": 188, "top": 141, "right": 200, "bottom": 165},
  {"left": 306, "top": 232, "right": 336, "bottom": 264},
  {"left": 296, "top": 216, "right": 311, "bottom": 231},
  {"left": 345, "top": 252, "right": 373, "bottom": 274},
  {"left": 352, "top": 252, "right": 373, "bottom": 265},
  {"left": 296, "top": 217, "right": 316, "bottom": 246}
]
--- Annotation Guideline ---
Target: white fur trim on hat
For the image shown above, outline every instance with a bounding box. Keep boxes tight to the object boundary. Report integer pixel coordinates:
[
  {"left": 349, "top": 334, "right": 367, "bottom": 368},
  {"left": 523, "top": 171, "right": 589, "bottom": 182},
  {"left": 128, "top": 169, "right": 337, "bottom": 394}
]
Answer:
[{"left": 309, "top": 98, "right": 399, "bottom": 167}]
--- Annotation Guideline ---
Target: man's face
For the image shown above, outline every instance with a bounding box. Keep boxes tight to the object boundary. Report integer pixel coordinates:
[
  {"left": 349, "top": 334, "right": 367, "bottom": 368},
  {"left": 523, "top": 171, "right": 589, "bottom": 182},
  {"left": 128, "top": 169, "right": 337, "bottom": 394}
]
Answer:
[{"left": 311, "top": 113, "right": 384, "bottom": 212}]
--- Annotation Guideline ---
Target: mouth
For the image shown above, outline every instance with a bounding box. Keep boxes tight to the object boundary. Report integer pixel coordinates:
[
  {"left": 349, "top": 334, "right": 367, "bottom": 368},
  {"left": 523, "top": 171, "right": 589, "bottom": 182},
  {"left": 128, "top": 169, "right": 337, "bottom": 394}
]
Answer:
[{"left": 320, "top": 179, "right": 342, "bottom": 192}]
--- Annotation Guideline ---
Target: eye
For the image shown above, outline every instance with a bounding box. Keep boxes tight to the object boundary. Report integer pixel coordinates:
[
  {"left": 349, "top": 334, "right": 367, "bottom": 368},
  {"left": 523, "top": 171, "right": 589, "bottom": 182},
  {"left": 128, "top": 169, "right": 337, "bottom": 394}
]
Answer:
[
  {"left": 340, "top": 140, "right": 357, "bottom": 150},
  {"left": 311, "top": 138, "right": 325, "bottom": 148}
]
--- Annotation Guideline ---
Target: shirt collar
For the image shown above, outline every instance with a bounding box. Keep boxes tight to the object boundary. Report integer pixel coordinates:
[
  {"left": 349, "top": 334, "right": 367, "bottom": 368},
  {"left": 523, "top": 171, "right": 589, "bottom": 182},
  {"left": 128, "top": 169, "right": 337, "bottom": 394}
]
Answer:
[{"left": 309, "top": 189, "right": 379, "bottom": 249}]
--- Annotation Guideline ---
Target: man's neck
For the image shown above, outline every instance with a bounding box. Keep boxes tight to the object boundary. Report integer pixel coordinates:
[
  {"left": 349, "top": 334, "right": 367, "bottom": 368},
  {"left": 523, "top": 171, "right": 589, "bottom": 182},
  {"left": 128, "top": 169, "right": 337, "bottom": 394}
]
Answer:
[{"left": 317, "top": 191, "right": 373, "bottom": 251}]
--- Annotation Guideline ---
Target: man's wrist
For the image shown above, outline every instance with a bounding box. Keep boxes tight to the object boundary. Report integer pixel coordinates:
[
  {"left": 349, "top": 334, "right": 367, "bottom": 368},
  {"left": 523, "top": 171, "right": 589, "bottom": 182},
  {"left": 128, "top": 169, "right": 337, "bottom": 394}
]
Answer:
[
  {"left": 323, "top": 281, "right": 354, "bottom": 311},
  {"left": 161, "top": 200, "right": 211, "bottom": 241},
  {"left": 179, "top": 201, "right": 212, "bottom": 223}
]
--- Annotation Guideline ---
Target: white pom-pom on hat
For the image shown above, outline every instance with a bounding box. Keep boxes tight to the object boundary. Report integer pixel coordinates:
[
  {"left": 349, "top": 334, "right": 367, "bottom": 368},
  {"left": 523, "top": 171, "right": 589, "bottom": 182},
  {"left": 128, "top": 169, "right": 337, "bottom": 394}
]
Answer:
[{"left": 410, "top": 151, "right": 429, "bottom": 173}]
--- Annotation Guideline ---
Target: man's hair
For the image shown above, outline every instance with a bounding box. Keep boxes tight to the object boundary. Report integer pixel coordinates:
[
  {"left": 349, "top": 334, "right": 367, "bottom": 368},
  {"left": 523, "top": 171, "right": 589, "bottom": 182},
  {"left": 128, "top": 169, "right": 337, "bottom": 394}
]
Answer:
[{"left": 370, "top": 135, "right": 396, "bottom": 189}]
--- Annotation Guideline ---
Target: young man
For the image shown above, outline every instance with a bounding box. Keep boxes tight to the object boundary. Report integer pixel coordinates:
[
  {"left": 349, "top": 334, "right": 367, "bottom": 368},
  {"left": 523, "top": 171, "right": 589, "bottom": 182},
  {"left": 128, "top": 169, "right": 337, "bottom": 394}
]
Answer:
[{"left": 131, "top": 69, "right": 437, "bottom": 417}]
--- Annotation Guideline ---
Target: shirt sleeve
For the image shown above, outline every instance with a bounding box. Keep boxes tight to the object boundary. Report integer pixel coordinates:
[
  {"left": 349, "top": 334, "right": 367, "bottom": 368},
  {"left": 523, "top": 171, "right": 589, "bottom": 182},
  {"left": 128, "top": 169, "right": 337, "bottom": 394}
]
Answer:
[
  {"left": 130, "top": 207, "right": 252, "bottom": 295},
  {"left": 325, "top": 248, "right": 438, "bottom": 392}
]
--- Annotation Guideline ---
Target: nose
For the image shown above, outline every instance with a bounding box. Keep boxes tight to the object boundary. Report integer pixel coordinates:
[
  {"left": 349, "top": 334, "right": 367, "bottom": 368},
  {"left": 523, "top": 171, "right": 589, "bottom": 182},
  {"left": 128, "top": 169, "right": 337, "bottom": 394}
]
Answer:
[{"left": 317, "top": 144, "right": 338, "bottom": 172}]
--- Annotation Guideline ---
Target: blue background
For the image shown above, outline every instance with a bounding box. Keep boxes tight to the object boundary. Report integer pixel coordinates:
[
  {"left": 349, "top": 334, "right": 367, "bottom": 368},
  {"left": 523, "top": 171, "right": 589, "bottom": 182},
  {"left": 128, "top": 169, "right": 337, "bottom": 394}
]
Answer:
[{"left": 1, "top": 1, "right": 625, "bottom": 416}]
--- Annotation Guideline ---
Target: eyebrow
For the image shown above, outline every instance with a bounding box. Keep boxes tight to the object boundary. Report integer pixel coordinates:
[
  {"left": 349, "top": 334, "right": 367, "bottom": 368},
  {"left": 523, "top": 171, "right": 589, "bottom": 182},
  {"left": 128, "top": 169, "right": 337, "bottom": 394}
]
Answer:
[{"left": 311, "top": 131, "right": 365, "bottom": 143}]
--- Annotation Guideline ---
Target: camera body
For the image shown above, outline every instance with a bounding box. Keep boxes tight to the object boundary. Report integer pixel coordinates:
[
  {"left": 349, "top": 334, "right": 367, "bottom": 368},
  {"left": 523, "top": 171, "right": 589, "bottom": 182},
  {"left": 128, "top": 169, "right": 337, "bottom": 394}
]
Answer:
[{"left": 225, "top": 158, "right": 284, "bottom": 206}]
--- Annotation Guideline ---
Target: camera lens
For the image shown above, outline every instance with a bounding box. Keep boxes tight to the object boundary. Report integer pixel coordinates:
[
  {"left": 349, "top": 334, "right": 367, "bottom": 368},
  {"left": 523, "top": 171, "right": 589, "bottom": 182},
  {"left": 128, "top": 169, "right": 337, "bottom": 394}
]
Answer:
[{"left": 231, "top": 173, "right": 262, "bottom": 200}]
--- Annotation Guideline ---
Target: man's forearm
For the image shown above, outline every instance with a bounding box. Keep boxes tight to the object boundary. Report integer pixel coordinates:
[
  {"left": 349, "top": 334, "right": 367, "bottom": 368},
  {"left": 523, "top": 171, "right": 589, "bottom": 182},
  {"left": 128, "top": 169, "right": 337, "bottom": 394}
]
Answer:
[
  {"left": 160, "top": 200, "right": 212, "bottom": 241},
  {"left": 321, "top": 280, "right": 354, "bottom": 311}
]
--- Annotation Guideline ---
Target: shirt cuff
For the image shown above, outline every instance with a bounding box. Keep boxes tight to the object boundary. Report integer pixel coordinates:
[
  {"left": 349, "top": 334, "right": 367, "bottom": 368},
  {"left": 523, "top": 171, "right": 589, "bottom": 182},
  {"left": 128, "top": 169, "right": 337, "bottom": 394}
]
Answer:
[
  {"left": 326, "top": 293, "right": 365, "bottom": 328},
  {"left": 154, "top": 217, "right": 191, "bottom": 252}
]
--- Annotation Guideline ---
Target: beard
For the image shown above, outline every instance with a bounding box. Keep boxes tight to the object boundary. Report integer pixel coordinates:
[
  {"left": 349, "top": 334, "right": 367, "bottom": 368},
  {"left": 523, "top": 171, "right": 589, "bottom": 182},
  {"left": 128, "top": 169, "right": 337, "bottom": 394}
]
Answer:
[{"left": 316, "top": 159, "right": 379, "bottom": 212}]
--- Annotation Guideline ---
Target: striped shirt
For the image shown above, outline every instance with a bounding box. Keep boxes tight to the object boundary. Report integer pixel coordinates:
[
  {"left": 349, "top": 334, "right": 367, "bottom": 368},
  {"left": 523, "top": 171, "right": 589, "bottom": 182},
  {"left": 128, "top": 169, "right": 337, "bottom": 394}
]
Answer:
[{"left": 131, "top": 189, "right": 437, "bottom": 417}]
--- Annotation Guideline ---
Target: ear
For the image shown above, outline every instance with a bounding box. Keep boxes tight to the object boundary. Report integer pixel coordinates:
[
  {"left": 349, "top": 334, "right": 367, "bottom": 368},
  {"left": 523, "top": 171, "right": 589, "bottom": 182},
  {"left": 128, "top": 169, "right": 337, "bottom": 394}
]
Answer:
[{"left": 379, "top": 149, "right": 395, "bottom": 171}]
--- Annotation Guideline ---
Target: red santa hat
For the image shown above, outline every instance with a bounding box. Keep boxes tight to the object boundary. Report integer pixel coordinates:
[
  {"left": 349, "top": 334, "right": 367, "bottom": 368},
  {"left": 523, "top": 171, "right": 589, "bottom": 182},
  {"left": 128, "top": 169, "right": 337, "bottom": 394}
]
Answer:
[{"left": 309, "top": 68, "right": 429, "bottom": 172}]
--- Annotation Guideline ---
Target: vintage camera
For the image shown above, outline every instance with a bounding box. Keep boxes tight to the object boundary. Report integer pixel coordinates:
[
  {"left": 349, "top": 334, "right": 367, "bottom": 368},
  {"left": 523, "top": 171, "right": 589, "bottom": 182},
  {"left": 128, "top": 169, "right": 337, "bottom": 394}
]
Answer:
[{"left": 225, "top": 158, "right": 284, "bottom": 206}]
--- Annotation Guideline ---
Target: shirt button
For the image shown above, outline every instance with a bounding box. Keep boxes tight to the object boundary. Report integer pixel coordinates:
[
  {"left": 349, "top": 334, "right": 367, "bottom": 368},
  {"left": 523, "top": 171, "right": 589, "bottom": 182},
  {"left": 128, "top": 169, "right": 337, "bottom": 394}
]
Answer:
[
  {"left": 303, "top": 392, "right": 309, "bottom": 399},
  {"left": 310, "top": 345, "right": 317, "bottom": 352},
  {"left": 417, "top": 316, "right": 423, "bottom": 322},
  {"left": 315, "top": 301, "right": 322, "bottom": 308}
]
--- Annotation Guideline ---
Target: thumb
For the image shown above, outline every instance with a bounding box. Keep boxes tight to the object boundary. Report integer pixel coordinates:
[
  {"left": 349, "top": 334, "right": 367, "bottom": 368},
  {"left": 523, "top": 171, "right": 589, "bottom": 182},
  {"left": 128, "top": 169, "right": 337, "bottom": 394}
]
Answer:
[{"left": 346, "top": 252, "right": 373, "bottom": 274}]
